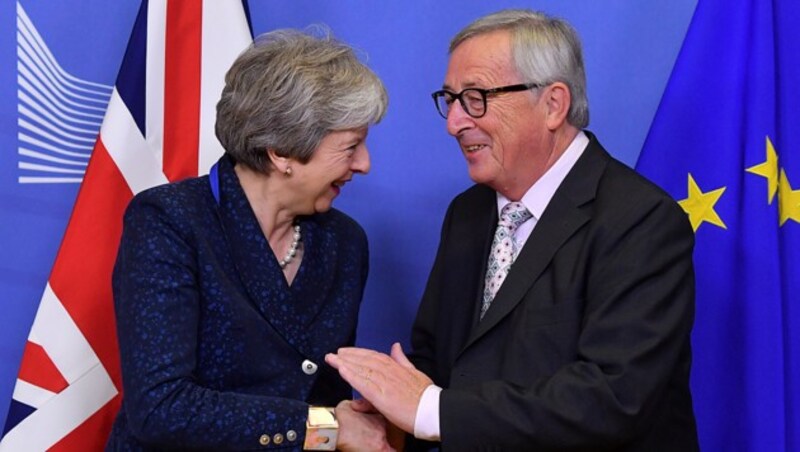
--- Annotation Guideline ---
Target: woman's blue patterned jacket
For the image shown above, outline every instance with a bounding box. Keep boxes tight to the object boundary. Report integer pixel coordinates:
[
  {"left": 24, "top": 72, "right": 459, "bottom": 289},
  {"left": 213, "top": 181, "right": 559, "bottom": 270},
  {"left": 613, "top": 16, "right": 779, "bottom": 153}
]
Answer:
[{"left": 106, "top": 155, "right": 368, "bottom": 451}]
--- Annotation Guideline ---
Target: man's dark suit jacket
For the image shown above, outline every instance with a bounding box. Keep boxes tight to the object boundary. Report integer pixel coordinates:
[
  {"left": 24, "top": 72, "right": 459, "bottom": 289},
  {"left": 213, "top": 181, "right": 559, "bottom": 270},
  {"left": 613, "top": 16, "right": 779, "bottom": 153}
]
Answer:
[
  {"left": 107, "top": 155, "right": 367, "bottom": 451},
  {"left": 409, "top": 134, "right": 699, "bottom": 451}
]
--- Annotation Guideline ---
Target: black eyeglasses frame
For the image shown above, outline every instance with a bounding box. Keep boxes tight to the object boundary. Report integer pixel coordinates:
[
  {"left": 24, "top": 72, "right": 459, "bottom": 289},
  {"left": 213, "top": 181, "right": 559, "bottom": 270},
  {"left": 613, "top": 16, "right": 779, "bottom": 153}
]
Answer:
[{"left": 431, "top": 82, "right": 542, "bottom": 119}]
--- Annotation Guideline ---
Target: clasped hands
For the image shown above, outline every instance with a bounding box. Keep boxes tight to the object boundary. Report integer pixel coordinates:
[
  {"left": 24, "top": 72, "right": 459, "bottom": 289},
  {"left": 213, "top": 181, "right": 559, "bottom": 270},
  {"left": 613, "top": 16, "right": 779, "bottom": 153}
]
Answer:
[{"left": 326, "top": 343, "right": 433, "bottom": 450}]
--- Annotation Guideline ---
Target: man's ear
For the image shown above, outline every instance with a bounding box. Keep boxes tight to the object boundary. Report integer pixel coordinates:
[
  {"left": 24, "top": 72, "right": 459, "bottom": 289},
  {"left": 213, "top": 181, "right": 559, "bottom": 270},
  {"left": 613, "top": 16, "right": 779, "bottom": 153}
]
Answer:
[{"left": 544, "top": 82, "right": 572, "bottom": 131}]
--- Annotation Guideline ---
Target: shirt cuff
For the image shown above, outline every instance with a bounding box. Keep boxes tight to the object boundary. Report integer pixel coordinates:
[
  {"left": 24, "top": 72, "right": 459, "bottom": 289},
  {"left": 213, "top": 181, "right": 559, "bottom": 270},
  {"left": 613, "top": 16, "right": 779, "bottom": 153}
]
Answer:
[{"left": 413, "top": 384, "right": 442, "bottom": 441}]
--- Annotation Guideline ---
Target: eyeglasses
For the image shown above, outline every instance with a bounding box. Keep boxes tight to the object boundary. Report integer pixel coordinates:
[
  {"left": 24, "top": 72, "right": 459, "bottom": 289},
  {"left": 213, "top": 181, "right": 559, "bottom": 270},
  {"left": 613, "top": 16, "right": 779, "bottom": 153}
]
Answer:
[{"left": 431, "top": 82, "right": 542, "bottom": 119}]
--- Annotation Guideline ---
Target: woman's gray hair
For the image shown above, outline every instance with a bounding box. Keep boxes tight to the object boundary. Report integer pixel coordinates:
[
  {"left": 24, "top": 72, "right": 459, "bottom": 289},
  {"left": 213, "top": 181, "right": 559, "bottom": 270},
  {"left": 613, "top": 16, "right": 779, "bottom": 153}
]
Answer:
[
  {"left": 450, "top": 9, "right": 589, "bottom": 128},
  {"left": 216, "top": 27, "right": 388, "bottom": 173}
]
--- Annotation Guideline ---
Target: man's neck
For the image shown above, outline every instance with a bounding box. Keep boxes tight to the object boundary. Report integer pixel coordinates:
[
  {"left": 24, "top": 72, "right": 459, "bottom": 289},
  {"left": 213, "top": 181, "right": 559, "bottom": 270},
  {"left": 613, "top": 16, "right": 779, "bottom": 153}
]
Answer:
[{"left": 497, "top": 126, "right": 580, "bottom": 201}]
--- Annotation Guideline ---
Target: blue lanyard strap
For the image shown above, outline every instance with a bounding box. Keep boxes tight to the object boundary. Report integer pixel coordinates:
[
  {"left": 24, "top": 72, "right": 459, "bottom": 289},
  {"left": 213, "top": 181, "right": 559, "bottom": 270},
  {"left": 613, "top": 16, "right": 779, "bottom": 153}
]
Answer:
[{"left": 209, "top": 162, "right": 220, "bottom": 205}]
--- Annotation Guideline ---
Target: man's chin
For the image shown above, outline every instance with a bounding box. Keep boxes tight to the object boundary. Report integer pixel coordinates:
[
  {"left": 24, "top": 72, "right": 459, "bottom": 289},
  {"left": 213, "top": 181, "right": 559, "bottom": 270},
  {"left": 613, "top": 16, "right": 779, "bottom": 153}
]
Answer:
[{"left": 467, "top": 168, "right": 494, "bottom": 187}]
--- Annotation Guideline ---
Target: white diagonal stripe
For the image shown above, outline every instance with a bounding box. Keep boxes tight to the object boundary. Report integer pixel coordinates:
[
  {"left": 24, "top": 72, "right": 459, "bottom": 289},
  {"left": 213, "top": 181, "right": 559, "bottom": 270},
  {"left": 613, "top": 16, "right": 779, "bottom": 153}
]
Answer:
[
  {"left": 102, "top": 88, "right": 169, "bottom": 195},
  {"left": 0, "top": 363, "right": 116, "bottom": 451},
  {"left": 11, "top": 379, "right": 56, "bottom": 410},
  {"left": 0, "top": 283, "right": 117, "bottom": 451},
  {"left": 28, "top": 284, "right": 98, "bottom": 384}
]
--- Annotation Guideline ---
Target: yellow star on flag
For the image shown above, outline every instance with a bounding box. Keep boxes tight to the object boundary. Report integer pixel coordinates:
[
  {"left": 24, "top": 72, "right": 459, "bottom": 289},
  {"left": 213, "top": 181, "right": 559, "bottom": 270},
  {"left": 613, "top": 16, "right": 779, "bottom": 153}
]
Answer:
[
  {"left": 778, "top": 169, "right": 800, "bottom": 226},
  {"left": 678, "top": 173, "right": 727, "bottom": 232},
  {"left": 746, "top": 136, "right": 779, "bottom": 204}
]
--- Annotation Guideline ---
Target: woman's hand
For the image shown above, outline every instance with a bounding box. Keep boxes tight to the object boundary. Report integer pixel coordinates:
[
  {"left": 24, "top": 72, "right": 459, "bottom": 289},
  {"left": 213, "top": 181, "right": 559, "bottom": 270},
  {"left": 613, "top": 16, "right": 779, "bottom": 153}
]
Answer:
[{"left": 335, "top": 400, "right": 395, "bottom": 452}]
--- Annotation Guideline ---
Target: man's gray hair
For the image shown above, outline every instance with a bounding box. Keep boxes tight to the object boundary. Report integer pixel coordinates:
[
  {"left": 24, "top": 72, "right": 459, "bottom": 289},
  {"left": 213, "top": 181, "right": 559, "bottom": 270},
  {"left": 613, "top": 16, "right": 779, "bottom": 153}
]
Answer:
[
  {"left": 450, "top": 9, "right": 589, "bottom": 128},
  {"left": 216, "top": 27, "right": 388, "bottom": 173}
]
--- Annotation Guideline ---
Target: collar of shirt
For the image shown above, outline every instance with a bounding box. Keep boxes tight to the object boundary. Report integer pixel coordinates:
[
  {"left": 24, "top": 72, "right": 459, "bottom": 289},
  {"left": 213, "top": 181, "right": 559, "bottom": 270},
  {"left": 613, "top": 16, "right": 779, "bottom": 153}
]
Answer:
[{"left": 495, "top": 130, "right": 590, "bottom": 250}]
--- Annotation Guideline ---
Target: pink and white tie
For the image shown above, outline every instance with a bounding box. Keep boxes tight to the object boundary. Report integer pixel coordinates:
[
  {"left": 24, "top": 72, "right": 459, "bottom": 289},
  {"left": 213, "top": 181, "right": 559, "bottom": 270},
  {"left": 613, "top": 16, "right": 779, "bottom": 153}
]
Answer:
[{"left": 481, "top": 202, "right": 532, "bottom": 319}]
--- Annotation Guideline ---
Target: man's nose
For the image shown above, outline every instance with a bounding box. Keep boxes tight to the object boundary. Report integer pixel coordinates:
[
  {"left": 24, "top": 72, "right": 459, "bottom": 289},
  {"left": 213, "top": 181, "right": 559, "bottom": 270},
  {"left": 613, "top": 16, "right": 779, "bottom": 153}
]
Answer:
[{"left": 446, "top": 100, "right": 475, "bottom": 136}]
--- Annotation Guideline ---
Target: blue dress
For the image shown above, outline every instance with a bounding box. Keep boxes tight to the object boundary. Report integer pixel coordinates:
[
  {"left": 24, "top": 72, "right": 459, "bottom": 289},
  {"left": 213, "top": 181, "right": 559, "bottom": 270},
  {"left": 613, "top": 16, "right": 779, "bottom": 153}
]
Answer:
[{"left": 106, "top": 155, "right": 368, "bottom": 451}]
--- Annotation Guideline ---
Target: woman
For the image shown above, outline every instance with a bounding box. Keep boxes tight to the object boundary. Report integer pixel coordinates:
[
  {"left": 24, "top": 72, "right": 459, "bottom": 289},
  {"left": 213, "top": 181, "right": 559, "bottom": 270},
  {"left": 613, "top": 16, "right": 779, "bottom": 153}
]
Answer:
[{"left": 107, "top": 29, "right": 390, "bottom": 451}]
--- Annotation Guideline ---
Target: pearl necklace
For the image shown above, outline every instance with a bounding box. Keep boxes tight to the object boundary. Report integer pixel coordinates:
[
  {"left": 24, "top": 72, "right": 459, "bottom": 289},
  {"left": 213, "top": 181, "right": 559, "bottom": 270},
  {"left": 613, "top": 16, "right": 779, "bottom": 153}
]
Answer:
[{"left": 279, "top": 223, "right": 302, "bottom": 269}]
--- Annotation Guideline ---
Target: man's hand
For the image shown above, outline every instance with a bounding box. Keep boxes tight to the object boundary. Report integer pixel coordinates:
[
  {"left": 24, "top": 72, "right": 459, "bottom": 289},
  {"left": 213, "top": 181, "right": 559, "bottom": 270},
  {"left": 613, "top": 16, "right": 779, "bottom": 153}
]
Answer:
[{"left": 326, "top": 343, "right": 433, "bottom": 433}]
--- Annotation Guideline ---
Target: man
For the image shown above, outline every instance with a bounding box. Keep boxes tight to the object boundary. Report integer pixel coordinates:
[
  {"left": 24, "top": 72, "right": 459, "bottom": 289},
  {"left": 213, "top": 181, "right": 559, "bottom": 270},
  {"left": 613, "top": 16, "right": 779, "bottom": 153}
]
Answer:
[{"left": 326, "top": 9, "right": 698, "bottom": 451}]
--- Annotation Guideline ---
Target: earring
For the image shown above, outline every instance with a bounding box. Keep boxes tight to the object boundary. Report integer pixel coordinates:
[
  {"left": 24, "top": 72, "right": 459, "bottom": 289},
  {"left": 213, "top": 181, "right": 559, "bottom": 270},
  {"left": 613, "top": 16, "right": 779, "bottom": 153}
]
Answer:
[{"left": 284, "top": 166, "right": 293, "bottom": 177}]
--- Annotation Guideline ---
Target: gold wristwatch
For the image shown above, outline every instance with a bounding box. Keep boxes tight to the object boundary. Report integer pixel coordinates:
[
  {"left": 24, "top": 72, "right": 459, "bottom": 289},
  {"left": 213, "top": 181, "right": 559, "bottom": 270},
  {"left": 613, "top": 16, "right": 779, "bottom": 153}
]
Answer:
[{"left": 303, "top": 406, "right": 338, "bottom": 451}]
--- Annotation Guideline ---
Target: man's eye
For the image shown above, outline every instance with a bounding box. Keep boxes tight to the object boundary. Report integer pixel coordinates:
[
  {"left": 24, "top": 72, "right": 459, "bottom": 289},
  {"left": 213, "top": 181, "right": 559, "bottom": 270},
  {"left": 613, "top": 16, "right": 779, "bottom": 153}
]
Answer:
[{"left": 464, "top": 92, "right": 483, "bottom": 103}]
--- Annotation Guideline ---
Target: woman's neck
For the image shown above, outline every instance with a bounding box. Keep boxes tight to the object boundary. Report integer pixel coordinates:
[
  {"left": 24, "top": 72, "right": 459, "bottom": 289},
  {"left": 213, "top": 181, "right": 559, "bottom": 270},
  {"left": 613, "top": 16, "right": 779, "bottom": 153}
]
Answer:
[
  {"left": 234, "top": 164, "right": 303, "bottom": 285},
  {"left": 234, "top": 164, "right": 296, "bottom": 239}
]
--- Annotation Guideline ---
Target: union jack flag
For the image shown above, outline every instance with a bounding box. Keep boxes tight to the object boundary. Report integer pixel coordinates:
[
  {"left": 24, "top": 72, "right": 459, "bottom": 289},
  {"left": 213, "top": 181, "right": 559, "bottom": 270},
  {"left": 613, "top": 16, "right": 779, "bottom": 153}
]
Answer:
[{"left": 1, "top": 1, "right": 251, "bottom": 449}]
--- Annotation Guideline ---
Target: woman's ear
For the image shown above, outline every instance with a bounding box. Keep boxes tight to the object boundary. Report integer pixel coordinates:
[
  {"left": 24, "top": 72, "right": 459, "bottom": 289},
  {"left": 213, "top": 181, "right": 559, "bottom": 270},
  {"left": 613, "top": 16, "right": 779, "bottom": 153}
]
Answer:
[
  {"left": 267, "top": 148, "right": 298, "bottom": 177},
  {"left": 266, "top": 148, "right": 290, "bottom": 173}
]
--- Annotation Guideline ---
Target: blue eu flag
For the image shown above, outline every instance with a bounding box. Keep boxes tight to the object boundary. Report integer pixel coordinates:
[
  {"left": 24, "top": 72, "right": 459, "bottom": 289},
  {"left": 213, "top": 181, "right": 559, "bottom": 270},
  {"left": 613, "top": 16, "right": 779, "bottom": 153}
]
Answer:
[{"left": 636, "top": 0, "right": 800, "bottom": 450}]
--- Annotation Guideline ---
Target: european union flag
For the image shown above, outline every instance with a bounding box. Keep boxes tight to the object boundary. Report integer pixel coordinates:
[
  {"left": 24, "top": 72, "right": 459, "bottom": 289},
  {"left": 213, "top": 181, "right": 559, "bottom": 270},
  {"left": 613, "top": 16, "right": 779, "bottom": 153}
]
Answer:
[{"left": 636, "top": 0, "right": 799, "bottom": 450}]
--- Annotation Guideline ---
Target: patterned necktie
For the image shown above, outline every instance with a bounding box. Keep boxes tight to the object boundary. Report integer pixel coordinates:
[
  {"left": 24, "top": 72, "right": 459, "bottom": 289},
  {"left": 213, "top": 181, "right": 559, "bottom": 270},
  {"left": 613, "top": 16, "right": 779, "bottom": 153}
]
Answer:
[{"left": 481, "top": 201, "right": 532, "bottom": 319}]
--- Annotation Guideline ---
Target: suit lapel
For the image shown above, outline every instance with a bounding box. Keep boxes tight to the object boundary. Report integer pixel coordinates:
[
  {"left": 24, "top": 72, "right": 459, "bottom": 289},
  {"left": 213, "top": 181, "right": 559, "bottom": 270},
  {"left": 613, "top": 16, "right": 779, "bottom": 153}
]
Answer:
[
  {"left": 463, "top": 137, "right": 611, "bottom": 349},
  {"left": 213, "top": 156, "right": 319, "bottom": 356},
  {"left": 446, "top": 186, "right": 498, "bottom": 356}
]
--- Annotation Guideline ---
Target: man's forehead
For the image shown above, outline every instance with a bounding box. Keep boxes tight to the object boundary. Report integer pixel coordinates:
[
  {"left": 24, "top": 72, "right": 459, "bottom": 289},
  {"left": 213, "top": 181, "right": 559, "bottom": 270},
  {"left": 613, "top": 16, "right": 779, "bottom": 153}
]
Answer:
[
  {"left": 445, "top": 32, "right": 514, "bottom": 87},
  {"left": 451, "top": 29, "right": 512, "bottom": 59}
]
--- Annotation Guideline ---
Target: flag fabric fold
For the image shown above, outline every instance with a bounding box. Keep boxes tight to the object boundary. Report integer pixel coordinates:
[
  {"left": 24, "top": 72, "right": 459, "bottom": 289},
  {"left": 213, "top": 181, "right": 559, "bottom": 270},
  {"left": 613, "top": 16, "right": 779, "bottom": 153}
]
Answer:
[
  {"left": 1, "top": 1, "right": 251, "bottom": 450},
  {"left": 636, "top": 0, "right": 799, "bottom": 450}
]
